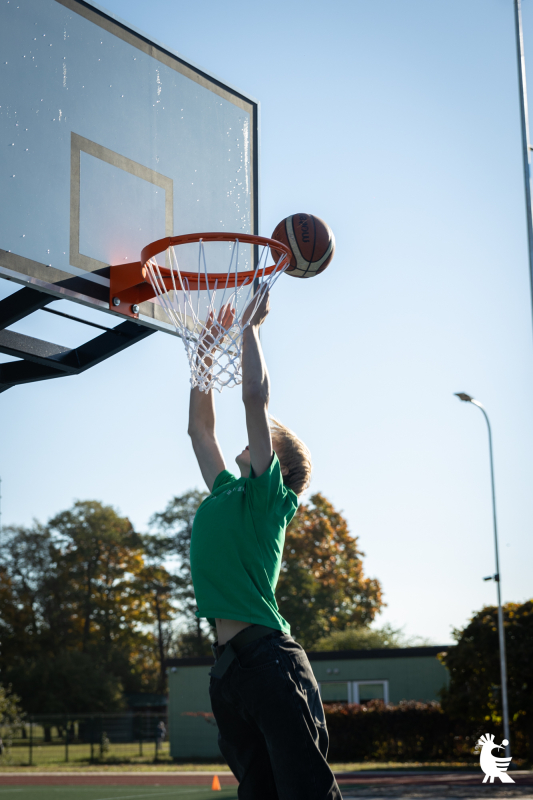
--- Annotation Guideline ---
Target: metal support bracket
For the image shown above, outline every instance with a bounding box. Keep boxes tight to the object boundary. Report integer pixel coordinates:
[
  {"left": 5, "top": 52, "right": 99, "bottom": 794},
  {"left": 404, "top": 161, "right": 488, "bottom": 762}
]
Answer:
[
  {"left": 109, "top": 261, "right": 153, "bottom": 320},
  {"left": 0, "top": 286, "right": 156, "bottom": 393}
]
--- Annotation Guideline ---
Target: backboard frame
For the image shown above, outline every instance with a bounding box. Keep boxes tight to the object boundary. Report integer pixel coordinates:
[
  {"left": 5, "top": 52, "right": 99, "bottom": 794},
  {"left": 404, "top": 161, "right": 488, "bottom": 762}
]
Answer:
[{"left": 0, "top": 0, "right": 260, "bottom": 391}]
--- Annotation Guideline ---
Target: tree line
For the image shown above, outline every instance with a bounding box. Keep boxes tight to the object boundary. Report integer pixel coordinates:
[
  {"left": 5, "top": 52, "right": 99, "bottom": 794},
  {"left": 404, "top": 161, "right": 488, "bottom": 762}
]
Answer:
[{"left": 0, "top": 491, "right": 384, "bottom": 713}]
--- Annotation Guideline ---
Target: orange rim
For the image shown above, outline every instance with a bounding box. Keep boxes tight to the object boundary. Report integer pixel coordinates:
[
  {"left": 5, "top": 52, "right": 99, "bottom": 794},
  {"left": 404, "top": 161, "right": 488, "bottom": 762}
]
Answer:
[{"left": 140, "top": 233, "right": 292, "bottom": 288}]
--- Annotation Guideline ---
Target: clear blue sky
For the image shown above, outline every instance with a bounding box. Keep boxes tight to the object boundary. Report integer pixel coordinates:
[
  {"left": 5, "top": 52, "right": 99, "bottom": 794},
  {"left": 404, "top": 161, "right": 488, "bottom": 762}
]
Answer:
[{"left": 2, "top": 0, "right": 533, "bottom": 644}]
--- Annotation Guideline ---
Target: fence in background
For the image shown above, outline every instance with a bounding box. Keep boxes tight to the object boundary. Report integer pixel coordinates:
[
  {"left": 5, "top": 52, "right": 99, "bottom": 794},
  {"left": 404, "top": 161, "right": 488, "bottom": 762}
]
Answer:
[{"left": 0, "top": 712, "right": 169, "bottom": 766}]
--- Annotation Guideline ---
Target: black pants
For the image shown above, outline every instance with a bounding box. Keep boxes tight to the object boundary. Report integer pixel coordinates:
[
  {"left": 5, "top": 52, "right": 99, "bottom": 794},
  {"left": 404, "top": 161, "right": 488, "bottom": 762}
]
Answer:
[{"left": 209, "top": 629, "right": 343, "bottom": 800}]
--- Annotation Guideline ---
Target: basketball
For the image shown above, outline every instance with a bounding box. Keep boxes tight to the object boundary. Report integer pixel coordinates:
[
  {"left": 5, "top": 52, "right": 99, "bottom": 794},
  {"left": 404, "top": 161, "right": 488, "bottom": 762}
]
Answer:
[{"left": 271, "top": 213, "right": 335, "bottom": 278}]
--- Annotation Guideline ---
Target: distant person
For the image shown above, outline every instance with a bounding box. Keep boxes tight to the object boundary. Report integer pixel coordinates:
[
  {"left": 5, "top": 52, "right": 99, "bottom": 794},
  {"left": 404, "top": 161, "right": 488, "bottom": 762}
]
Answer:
[
  {"left": 157, "top": 720, "right": 166, "bottom": 749},
  {"left": 188, "top": 289, "right": 342, "bottom": 799}
]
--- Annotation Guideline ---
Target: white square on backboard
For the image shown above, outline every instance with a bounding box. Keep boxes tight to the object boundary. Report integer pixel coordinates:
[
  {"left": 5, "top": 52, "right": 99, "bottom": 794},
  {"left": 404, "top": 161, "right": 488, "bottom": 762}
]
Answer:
[{"left": 70, "top": 133, "right": 173, "bottom": 272}]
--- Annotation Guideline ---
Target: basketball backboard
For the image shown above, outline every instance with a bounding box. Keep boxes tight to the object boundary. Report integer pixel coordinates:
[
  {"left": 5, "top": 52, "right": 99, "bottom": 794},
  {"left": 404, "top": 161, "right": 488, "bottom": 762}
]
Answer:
[{"left": 0, "top": 0, "right": 258, "bottom": 390}]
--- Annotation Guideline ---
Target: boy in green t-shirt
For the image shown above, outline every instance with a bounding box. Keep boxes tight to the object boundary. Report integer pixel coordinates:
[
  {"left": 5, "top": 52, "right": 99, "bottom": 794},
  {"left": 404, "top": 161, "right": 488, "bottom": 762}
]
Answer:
[{"left": 188, "top": 289, "right": 342, "bottom": 800}]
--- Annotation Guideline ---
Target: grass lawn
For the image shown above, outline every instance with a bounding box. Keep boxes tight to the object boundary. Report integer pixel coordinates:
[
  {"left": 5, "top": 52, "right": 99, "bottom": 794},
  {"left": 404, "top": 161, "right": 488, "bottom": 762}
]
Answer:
[
  {"left": 0, "top": 789, "right": 238, "bottom": 800},
  {"left": 2, "top": 744, "right": 175, "bottom": 769},
  {"left": 0, "top": 764, "right": 231, "bottom": 774}
]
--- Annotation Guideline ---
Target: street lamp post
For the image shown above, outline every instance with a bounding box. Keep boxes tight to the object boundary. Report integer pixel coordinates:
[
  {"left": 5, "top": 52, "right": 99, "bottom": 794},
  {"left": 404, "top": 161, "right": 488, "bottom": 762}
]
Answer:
[
  {"left": 455, "top": 393, "right": 511, "bottom": 756},
  {"left": 513, "top": 0, "right": 533, "bottom": 341}
]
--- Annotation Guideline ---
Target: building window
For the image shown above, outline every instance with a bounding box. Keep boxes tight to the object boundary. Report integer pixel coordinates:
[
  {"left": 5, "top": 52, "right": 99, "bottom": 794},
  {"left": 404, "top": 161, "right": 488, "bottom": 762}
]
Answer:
[
  {"left": 354, "top": 681, "right": 389, "bottom": 704},
  {"left": 319, "top": 682, "right": 351, "bottom": 703},
  {"left": 318, "top": 680, "right": 389, "bottom": 705}
]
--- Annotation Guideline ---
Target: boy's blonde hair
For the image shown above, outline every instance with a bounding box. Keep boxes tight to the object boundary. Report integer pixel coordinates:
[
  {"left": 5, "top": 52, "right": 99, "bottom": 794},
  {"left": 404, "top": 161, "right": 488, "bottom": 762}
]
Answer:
[{"left": 269, "top": 416, "right": 312, "bottom": 496}]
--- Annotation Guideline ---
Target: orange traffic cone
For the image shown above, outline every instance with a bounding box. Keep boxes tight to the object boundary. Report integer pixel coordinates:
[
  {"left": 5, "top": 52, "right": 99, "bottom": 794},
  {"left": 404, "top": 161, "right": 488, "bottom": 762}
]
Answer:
[{"left": 211, "top": 775, "right": 221, "bottom": 791}]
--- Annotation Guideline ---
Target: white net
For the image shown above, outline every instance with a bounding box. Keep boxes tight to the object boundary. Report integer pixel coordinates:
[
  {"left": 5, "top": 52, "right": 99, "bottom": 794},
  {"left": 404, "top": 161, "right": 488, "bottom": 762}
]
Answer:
[{"left": 143, "top": 238, "right": 288, "bottom": 392}]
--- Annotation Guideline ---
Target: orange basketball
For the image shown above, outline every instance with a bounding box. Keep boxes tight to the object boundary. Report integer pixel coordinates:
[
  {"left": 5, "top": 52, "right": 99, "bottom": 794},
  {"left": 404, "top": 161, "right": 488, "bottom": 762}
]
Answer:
[{"left": 271, "top": 213, "right": 335, "bottom": 278}]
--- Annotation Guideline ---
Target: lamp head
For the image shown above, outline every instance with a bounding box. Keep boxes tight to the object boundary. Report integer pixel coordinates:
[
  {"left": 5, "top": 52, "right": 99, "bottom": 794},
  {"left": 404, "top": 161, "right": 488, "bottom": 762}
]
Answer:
[{"left": 455, "top": 392, "right": 474, "bottom": 402}]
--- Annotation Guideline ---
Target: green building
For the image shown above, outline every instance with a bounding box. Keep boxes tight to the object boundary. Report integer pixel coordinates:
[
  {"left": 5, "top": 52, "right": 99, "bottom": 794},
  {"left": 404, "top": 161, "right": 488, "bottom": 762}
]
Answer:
[{"left": 167, "top": 645, "right": 449, "bottom": 759}]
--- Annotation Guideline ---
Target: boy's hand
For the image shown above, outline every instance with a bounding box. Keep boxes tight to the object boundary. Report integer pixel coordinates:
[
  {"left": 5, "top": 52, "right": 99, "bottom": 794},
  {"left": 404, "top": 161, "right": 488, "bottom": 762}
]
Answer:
[
  {"left": 199, "top": 302, "right": 235, "bottom": 354},
  {"left": 242, "top": 287, "right": 270, "bottom": 329}
]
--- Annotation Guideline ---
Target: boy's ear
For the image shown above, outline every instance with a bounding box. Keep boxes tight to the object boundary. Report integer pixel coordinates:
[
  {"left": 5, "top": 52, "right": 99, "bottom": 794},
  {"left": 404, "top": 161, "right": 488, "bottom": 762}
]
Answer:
[{"left": 280, "top": 463, "right": 289, "bottom": 477}]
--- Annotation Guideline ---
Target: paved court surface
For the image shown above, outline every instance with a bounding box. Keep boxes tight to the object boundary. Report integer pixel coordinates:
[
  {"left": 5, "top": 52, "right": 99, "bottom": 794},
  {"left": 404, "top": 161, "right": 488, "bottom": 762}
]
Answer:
[
  {"left": 337, "top": 772, "right": 533, "bottom": 785},
  {"left": 1, "top": 770, "right": 532, "bottom": 799},
  {"left": 341, "top": 788, "right": 533, "bottom": 800},
  {"left": 339, "top": 772, "right": 533, "bottom": 800}
]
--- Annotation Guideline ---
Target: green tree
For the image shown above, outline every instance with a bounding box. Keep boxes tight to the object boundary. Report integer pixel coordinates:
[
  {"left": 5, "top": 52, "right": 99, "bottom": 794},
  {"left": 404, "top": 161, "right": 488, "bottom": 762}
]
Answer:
[
  {"left": 440, "top": 600, "right": 533, "bottom": 759},
  {"left": 47, "top": 501, "right": 158, "bottom": 693},
  {"left": 0, "top": 684, "right": 24, "bottom": 754},
  {"left": 48, "top": 501, "right": 150, "bottom": 653},
  {"left": 148, "top": 490, "right": 212, "bottom": 657},
  {"left": 136, "top": 564, "right": 176, "bottom": 692},
  {"left": 0, "top": 525, "right": 56, "bottom": 662},
  {"left": 277, "top": 493, "right": 384, "bottom": 648},
  {"left": 9, "top": 652, "right": 124, "bottom": 714},
  {"left": 0, "top": 501, "right": 164, "bottom": 711},
  {"left": 313, "top": 623, "right": 405, "bottom": 651}
]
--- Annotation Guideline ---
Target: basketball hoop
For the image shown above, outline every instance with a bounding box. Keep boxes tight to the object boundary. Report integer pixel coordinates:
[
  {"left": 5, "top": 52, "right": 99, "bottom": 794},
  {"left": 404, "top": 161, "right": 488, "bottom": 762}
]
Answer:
[{"left": 138, "top": 233, "right": 291, "bottom": 392}]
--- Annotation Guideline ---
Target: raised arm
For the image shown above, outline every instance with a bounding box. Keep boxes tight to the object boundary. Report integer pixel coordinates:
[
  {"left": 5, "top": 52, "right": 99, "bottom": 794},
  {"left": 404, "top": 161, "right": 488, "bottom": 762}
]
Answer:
[
  {"left": 188, "top": 386, "right": 226, "bottom": 492},
  {"left": 188, "top": 307, "right": 234, "bottom": 491},
  {"left": 241, "top": 289, "right": 273, "bottom": 478}
]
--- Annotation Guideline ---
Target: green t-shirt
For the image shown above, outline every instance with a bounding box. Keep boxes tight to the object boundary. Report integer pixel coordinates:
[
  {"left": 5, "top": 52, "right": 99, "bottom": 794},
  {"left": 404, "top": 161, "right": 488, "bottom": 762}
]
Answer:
[{"left": 190, "top": 453, "right": 298, "bottom": 633}]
